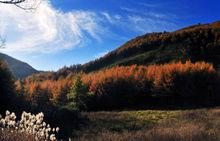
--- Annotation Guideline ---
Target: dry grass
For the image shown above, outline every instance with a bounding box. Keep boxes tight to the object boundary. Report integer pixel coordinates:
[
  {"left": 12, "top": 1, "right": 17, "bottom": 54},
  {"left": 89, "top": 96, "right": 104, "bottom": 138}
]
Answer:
[
  {"left": 72, "top": 108, "right": 220, "bottom": 141},
  {"left": 75, "top": 124, "right": 216, "bottom": 141},
  {"left": 0, "top": 129, "right": 36, "bottom": 141}
]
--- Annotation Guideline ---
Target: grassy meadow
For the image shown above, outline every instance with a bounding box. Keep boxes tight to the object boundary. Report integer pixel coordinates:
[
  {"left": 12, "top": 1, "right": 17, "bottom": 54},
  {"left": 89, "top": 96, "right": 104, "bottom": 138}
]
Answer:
[{"left": 70, "top": 107, "right": 220, "bottom": 141}]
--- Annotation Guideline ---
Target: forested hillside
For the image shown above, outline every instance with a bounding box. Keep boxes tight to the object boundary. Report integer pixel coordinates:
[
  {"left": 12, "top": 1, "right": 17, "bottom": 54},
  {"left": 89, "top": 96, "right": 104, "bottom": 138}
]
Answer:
[{"left": 82, "top": 21, "right": 220, "bottom": 72}]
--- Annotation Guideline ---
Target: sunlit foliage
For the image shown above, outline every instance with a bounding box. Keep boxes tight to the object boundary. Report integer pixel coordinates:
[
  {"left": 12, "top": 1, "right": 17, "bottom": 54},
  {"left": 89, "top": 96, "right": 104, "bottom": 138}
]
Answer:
[
  {"left": 16, "top": 61, "right": 219, "bottom": 110},
  {"left": 82, "top": 61, "right": 219, "bottom": 108}
]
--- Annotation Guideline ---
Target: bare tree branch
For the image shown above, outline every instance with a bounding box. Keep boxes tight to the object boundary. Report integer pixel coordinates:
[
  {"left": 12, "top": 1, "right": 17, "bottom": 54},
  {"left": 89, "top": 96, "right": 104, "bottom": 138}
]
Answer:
[
  {"left": 0, "top": 36, "right": 6, "bottom": 48},
  {"left": 0, "top": 0, "right": 25, "bottom": 4},
  {"left": 0, "top": 0, "right": 42, "bottom": 11}
]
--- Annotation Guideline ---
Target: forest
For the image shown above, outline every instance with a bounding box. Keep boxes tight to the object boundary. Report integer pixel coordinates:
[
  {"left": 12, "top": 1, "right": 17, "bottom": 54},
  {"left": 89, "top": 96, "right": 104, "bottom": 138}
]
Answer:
[
  {"left": 1, "top": 59, "right": 220, "bottom": 140},
  {"left": 15, "top": 61, "right": 219, "bottom": 111}
]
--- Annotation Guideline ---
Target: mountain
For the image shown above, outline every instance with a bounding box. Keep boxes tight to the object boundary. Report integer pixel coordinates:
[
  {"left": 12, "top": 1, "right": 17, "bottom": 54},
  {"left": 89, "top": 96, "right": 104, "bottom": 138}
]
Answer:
[
  {"left": 81, "top": 21, "right": 220, "bottom": 73},
  {"left": 0, "top": 53, "right": 38, "bottom": 78}
]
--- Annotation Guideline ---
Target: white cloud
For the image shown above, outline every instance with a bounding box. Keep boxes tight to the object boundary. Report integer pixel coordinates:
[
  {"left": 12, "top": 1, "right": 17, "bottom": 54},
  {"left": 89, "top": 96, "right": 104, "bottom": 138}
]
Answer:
[
  {"left": 101, "top": 12, "right": 122, "bottom": 25},
  {"left": 0, "top": 1, "right": 103, "bottom": 53},
  {"left": 101, "top": 12, "right": 114, "bottom": 24}
]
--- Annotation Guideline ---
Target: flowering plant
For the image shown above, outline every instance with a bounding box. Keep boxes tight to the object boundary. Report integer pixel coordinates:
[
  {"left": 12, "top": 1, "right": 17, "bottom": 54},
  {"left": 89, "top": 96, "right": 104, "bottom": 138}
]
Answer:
[{"left": 0, "top": 110, "right": 59, "bottom": 141}]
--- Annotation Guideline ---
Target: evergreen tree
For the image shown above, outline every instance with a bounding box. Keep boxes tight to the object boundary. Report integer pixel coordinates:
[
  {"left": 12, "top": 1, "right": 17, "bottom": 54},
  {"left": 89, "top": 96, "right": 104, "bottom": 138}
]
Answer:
[
  {"left": 0, "top": 60, "right": 15, "bottom": 112},
  {"left": 67, "top": 76, "right": 88, "bottom": 111}
]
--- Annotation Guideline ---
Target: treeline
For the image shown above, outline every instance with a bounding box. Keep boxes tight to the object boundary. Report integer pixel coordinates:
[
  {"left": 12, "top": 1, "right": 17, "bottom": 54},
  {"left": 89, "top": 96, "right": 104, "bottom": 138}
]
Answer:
[
  {"left": 16, "top": 61, "right": 220, "bottom": 110},
  {"left": 82, "top": 61, "right": 220, "bottom": 109},
  {"left": 16, "top": 76, "right": 73, "bottom": 106}
]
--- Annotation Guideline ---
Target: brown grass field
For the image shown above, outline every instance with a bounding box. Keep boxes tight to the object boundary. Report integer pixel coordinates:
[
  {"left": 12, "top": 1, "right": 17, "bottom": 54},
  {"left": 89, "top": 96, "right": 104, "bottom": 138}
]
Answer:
[{"left": 71, "top": 107, "right": 220, "bottom": 141}]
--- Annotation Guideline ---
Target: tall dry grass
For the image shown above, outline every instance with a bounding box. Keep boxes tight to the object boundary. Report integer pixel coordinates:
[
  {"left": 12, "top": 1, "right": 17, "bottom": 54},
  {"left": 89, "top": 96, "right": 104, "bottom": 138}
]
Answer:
[
  {"left": 72, "top": 108, "right": 220, "bottom": 141},
  {"left": 0, "top": 129, "right": 36, "bottom": 141}
]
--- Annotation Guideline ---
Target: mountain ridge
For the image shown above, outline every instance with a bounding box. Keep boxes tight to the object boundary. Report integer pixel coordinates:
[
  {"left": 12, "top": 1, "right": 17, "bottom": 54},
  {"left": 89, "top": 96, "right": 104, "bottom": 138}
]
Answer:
[
  {"left": 0, "top": 52, "right": 38, "bottom": 78},
  {"left": 81, "top": 21, "right": 220, "bottom": 72}
]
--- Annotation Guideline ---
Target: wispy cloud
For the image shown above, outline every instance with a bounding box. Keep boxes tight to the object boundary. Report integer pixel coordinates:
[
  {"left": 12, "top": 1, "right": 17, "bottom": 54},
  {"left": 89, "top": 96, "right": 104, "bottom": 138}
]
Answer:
[
  {"left": 128, "top": 14, "right": 176, "bottom": 33},
  {"left": 137, "top": 2, "right": 160, "bottom": 8},
  {"left": 100, "top": 10, "right": 177, "bottom": 34},
  {"left": 0, "top": 1, "right": 103, "bottom": 54},
  {"left": 146, "top": 12, "right": 169, "bottom": 19},
  {"left": 101, "top": 12, "right": 122, "bottom": 24},
  {"left": 94, "top": 50, "right": 109, "bottom": 59},
  {"left": 120, "top": 7, "right": 136, "bottom": 13},
  {"left": 120, "top": 6, "right": 172, "bottom": 20},
  {"left": 101, "top": 12, "right": 115, "bottom": 24}
]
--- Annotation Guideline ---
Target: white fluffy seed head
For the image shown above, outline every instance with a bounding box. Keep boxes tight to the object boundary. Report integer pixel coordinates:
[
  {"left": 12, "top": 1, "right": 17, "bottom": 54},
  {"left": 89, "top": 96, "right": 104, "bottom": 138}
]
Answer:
[
  {"left": 6, "top": 110, "right": 10, "bottom": 116},
  {"left": 56, "top": 127, "right": 59, "bottom": 132},
  {"left": 0, "top": 110, "right": 59, "bottom": 141}
]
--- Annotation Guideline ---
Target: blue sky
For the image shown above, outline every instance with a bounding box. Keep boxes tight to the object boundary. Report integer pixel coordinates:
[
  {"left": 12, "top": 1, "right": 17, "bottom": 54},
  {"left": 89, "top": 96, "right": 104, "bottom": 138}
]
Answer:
[{"left": 0, "top": 0, "right": 219, "bottom": 71}]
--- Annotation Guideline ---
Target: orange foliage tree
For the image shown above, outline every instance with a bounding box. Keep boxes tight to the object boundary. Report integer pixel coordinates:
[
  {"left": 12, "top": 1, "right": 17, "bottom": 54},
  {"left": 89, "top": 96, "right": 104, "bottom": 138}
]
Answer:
[
  {"left": 82, "top": 61, "right": 219, "bottom": 108},
  {"left": 16, "top": 61, "right": 219, "bottom": 109}
]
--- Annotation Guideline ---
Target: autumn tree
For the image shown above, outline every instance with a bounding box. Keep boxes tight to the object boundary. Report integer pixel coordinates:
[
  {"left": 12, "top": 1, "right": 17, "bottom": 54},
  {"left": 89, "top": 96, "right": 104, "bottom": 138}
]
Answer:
[
  {"left": 29, "top": 84, "right": 50, "bottom": 109},
  {"left": 15, "top": 79, "right": 25, "bottom": 95}
]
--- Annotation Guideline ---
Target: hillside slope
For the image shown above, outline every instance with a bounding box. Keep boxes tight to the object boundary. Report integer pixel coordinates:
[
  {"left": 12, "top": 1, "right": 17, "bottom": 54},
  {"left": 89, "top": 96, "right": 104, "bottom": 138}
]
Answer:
[
  {"left": 82, "top": 21, "right": 220, "bottom": 72},
  {"left": 0, "top": 53, "right": 38, "bottom": 78}
]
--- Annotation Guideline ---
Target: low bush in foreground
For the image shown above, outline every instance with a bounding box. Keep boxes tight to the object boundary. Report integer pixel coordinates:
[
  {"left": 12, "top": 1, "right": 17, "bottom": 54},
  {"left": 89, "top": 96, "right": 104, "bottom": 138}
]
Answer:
[{"left": 0, "top": 111, "right": 59, "bottom": 141}]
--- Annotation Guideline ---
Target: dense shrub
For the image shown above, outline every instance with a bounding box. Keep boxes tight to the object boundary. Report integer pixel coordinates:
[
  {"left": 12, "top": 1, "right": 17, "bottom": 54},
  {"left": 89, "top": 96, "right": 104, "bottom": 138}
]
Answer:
[{"left": 41, "top": 106, "right": 79, "bottom": 139}]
